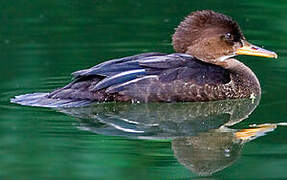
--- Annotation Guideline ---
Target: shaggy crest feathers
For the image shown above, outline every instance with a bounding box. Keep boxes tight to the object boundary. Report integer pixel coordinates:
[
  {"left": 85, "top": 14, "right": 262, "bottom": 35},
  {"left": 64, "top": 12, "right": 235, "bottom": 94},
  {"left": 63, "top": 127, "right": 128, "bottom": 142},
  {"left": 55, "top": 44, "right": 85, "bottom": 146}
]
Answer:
[{"left": 172, "top": 10, "right": 244, "bottom": 53}]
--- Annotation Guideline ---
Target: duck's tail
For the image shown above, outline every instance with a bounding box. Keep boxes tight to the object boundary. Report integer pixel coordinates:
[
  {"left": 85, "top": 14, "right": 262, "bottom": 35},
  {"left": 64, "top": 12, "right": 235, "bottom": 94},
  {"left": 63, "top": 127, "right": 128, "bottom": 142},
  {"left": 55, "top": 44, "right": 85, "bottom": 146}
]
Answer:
[{"left": 10, "top": 93, "right": 93, "bottom": 108}]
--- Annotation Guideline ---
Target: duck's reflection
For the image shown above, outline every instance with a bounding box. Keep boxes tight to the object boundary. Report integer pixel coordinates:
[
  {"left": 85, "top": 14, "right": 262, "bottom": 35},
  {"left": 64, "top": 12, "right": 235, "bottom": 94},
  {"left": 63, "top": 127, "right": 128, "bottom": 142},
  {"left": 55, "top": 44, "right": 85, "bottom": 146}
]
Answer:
[
  {"left": 57, "top": 95, "right": 277, "bottom": 175},
  {"left": 172, "top": 124, "right": 276, "bottom": 175}
]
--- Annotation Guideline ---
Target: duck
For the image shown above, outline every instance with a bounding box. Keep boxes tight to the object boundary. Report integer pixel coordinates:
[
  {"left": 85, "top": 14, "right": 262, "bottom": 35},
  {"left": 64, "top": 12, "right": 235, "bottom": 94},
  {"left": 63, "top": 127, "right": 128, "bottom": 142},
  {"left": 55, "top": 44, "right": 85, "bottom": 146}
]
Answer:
[{"left": 11, "top": 10, "right": 277, "bottom": 107}]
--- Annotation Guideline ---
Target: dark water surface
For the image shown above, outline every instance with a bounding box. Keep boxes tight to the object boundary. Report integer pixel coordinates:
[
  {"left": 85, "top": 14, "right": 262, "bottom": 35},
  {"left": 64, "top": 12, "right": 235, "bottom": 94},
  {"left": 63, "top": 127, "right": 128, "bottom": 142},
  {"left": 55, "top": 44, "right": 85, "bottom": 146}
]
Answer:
[{"left": 1, "top": 0, "right": 287, "bottom": 179}]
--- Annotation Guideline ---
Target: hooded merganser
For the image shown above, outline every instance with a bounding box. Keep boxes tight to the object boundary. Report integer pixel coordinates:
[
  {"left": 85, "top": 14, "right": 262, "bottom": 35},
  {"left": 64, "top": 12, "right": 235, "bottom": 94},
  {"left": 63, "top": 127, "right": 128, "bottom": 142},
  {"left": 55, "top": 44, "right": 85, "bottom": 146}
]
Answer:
[{"left": 11, "top": 10, "right": 277, "bottom": 107}]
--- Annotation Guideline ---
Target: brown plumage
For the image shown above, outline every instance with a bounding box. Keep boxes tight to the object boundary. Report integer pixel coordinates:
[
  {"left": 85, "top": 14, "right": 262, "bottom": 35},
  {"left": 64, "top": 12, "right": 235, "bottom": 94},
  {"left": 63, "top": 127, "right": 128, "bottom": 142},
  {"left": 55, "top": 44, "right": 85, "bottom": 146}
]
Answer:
[
  {"left": 11, "top": 10, "right": 277, "bottom": 107},
  {"left": 172, "top": 10, "right": 244, "bottom": 62}
]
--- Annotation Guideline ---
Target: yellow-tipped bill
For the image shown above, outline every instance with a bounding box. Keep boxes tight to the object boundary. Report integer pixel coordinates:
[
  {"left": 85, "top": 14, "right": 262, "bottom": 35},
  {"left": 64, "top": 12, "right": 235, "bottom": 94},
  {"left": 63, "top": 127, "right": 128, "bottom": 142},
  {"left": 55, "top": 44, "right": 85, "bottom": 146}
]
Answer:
[
  {"left": 235, "top": 124, "right": 277, "bottom": 141},
  {"left": 236, "top": 41, "right": 278, "bottom": 59}
]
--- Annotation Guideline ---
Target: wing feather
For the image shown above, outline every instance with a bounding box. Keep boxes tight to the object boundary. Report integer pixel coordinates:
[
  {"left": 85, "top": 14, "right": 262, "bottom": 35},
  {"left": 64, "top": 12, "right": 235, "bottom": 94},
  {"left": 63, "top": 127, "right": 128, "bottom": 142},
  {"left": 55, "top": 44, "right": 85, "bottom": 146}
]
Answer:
[
  {"left": 90, "top": 69, "right": 146, "bottom": 91},
  {"left": 69, "top": 53, "right": 230, "bottom": 95},
  {"left": 72, "top": 52, "right": 165, "bottom": 77}
]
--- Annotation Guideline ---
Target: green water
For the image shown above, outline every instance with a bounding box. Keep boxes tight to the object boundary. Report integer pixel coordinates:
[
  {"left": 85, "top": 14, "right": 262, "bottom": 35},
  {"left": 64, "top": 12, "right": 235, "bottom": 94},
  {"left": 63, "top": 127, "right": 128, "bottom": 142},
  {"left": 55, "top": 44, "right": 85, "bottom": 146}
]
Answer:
[{"left": 1, "top": 0, "right": 287, "bottom": 179}]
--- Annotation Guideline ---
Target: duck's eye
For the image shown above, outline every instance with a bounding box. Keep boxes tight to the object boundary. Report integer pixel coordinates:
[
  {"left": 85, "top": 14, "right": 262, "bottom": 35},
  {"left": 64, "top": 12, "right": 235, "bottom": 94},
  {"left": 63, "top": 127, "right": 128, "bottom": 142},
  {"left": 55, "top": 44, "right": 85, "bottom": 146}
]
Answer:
[{"left": 225, "top": 33, "right": 233, "bottom": 40}]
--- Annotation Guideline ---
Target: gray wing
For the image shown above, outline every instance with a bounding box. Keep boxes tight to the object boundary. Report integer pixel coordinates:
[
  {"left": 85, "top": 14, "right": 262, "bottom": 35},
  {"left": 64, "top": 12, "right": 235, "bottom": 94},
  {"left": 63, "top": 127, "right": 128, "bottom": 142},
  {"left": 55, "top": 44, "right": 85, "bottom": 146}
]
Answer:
[
  {"left": 72, "top": 52, "right": 193, "bottom": 91},
  {"left": 99, "top": 53, "right": 231, "bottom": 94},
  {"left": 72, "top": 52, "right": 166, "bottom": 77}
]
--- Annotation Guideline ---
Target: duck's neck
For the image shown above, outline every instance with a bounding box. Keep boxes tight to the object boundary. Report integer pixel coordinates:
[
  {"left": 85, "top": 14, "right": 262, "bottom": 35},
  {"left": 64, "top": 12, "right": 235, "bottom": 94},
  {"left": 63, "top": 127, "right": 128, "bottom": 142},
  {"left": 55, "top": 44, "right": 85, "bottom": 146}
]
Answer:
[{"left": 223, "top": 58, "right": 261, "bottom": 96}]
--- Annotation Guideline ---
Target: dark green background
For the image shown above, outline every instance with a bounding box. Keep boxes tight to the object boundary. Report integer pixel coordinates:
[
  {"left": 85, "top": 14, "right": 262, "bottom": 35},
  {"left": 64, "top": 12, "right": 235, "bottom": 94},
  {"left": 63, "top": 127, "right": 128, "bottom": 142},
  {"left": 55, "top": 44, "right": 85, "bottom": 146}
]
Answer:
[{"left": 1, "top": 0, "right": 287, "bottom": 179}]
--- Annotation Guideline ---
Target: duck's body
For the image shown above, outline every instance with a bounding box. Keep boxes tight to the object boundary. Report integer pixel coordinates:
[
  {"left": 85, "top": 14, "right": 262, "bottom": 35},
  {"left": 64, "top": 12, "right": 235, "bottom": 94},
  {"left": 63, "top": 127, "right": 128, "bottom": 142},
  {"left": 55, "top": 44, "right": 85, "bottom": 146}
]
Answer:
[
  {"left": 11, "top": 10, "right": 276, "bottom": 107},
  {"left": 47, "top": 52, "right": 260, "bottom": 103}
]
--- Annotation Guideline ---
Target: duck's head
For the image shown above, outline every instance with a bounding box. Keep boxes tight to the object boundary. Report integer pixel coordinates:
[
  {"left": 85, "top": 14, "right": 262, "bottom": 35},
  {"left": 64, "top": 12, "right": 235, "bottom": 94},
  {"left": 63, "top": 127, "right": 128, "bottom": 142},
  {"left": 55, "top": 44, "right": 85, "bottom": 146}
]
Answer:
[{"left": 172, "top": 10, "right": 277, "bottom": 64}]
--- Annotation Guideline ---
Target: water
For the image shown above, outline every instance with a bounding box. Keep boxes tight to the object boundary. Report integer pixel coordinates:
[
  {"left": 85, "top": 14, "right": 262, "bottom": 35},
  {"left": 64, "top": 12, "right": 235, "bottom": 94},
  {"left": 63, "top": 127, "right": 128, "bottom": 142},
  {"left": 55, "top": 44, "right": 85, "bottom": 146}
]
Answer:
[{"left": 1, "top": 0, "right": 287, "bottom": 179}]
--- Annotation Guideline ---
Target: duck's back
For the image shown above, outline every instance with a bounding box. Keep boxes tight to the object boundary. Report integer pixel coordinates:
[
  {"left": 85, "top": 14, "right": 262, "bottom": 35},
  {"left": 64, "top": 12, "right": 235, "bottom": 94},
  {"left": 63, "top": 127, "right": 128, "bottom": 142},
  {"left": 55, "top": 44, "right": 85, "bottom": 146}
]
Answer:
[{"left": 11, "top": 52, "right": 231, "bottom": 107}]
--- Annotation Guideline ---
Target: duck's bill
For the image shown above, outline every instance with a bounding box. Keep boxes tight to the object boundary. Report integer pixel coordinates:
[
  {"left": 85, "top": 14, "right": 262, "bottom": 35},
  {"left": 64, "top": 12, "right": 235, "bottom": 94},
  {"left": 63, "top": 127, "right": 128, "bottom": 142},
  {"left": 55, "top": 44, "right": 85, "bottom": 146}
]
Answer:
[
  {"left": 235, "top": 124, "right": 277, "bottom": 141},
  {"left": 235, "top": 42, "right": 278, "bottom": 59}
]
